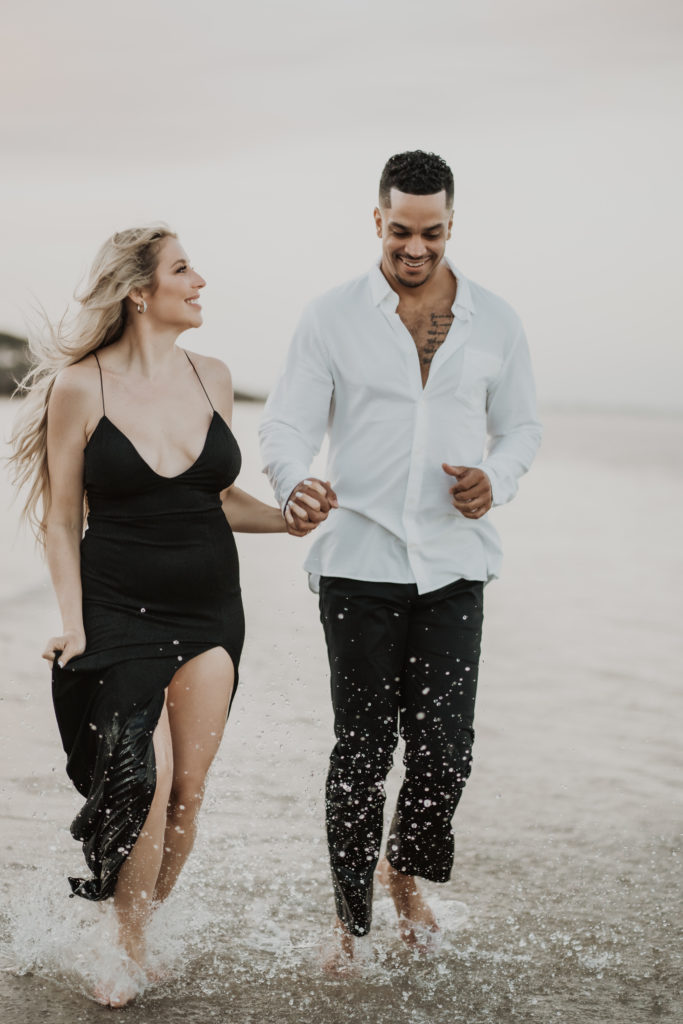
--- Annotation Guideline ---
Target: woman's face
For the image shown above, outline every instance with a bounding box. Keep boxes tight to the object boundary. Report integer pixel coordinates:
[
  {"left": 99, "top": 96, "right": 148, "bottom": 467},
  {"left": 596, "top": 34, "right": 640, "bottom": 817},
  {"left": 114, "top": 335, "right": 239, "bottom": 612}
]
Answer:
[{"left": 141, "top": 236, "right": 206, "bottom": 329}]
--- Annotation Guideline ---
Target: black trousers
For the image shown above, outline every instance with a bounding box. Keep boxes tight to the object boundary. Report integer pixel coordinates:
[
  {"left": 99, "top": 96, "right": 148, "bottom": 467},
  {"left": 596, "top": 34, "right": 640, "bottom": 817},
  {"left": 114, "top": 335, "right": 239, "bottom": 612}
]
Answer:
[{"left": 319, "top": 575, "right": 484, "bottom": 936}]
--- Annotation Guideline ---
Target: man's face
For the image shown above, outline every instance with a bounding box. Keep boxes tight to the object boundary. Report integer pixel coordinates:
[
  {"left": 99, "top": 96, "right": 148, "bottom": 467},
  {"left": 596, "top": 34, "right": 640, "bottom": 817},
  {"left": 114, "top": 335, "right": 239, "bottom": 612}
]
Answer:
[{"left": 374, "top": 188, "right": 453, "bottom": 290}]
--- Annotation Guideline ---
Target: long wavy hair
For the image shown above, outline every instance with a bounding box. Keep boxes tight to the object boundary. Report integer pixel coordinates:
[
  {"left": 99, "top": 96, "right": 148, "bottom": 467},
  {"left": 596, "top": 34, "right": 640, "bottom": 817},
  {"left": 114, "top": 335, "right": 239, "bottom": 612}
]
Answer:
[{"left": 8, "top": 224, "right": 176, "bottom": 543}]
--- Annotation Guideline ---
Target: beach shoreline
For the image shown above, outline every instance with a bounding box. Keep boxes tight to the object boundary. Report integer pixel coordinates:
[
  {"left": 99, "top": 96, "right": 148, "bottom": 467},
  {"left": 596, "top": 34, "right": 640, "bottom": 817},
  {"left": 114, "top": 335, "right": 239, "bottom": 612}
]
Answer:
[{"left": 1, "top": 398, "right": 681, "bottom": 1023}]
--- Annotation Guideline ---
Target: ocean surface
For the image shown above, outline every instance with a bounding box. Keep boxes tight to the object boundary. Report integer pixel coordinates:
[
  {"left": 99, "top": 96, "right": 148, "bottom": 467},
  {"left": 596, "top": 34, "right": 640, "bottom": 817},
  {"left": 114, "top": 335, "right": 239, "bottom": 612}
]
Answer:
[{"left": 1, "top": 400, "right": 681, "bottom": 1023}]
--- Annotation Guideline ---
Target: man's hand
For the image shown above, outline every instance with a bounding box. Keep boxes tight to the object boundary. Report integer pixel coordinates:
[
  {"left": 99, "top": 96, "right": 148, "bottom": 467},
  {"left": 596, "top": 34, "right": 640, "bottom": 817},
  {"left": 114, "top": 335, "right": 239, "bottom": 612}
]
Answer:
[
  {"left": 284, "top": 478, "right": 339, "bottom": 537},
  {"left": 442, "top": 464, "right": 492, "bottom": 519}
]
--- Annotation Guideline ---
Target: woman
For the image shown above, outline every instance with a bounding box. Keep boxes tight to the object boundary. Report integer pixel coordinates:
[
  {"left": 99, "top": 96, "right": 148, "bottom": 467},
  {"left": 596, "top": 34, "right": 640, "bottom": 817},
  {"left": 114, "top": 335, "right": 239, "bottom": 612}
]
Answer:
[{"left": 8, "top": 225, "right": 324, "bottom": 1006}]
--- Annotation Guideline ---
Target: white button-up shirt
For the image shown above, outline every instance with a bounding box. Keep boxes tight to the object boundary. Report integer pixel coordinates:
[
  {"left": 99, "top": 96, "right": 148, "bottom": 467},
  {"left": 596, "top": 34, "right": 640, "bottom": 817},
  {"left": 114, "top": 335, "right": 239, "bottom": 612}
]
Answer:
[{"left": 259, "top": 259, "right": 542, "bottom": 593}]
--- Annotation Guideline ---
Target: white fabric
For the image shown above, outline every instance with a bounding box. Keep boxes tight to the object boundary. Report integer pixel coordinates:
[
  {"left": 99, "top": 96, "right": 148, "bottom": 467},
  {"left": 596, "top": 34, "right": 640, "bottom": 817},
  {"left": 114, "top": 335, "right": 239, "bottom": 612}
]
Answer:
[{"left": 259, "top": 259, "right": 542, "bottom": 593}]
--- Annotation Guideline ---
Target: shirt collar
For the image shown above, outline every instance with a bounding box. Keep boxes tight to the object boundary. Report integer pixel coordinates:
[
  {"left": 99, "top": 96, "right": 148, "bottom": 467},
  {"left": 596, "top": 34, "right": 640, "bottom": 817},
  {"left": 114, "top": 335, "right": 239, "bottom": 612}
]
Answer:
[{"left": 368, "top": 256, "right": 476, "bottom": 320}]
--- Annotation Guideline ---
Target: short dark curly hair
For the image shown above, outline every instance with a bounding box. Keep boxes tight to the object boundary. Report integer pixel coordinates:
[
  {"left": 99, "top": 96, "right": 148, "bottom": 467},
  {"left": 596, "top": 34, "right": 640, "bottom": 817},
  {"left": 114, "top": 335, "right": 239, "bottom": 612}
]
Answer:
[{"left": 379, "top": 150, "right": 454, "bottom": 208}]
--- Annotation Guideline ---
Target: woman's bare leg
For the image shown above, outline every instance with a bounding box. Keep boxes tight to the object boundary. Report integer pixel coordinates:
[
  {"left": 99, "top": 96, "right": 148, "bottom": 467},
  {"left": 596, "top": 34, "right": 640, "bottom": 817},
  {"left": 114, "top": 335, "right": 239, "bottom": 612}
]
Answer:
[{"left": 153, "top": 647, "right": 234, "bottom": 903}]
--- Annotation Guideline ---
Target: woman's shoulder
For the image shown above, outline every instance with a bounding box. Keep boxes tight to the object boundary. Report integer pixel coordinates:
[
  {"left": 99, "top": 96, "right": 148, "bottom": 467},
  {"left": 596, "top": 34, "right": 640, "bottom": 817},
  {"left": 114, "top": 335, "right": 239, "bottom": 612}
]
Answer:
[
  {"left": 184, "top": 350, "right": 233, "bottom": 392},
  {"left": 48, "top": 355, "right": 102, "bottom": 438},
  {"left": 51, "top": 354, "right": 101, "bottom": 405}
]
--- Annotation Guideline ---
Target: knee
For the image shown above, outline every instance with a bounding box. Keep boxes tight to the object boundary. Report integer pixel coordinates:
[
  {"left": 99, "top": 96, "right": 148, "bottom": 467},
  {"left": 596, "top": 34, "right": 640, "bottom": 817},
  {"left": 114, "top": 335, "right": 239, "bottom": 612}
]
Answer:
[
  {"left": 408, "top": 727, "right": 474, "bottom": 789},
  {"left": 169, "top": 773, "right": 206, "bottom": 816},
  {"left": 331, "top": 725, "right": 397, "bottom": 781}
]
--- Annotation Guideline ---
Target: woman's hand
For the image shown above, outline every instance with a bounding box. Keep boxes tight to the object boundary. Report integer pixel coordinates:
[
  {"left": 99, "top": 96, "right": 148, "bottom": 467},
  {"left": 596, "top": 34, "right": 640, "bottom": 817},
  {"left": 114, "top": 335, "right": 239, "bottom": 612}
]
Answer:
[
  {"left": 284, "top": 479, "right": 339, "bottom": 536},
  {"left": 42, "top": 629, "right": 86, "bottom": 668}
]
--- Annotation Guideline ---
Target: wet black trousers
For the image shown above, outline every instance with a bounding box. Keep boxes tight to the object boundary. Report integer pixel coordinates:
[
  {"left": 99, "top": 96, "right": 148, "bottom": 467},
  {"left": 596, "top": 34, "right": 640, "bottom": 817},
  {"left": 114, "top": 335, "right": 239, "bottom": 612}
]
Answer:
[{"left": 318, "top": 575, "right": 484, "bottom": 936}]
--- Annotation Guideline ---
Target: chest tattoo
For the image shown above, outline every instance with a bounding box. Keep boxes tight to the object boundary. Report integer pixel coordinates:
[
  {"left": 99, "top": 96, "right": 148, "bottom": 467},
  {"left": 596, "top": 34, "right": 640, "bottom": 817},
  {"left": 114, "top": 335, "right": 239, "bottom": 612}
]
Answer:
[{"left": 401, "top": 310, "right": 455, "bottom": 385}]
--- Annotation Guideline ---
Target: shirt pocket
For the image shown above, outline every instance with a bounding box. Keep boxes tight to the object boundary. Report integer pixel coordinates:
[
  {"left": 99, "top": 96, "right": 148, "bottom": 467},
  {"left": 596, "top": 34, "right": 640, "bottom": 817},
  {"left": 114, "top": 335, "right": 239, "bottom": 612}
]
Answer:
[{"left": 454, "top": 348, "right": 502, "bottom": 414}]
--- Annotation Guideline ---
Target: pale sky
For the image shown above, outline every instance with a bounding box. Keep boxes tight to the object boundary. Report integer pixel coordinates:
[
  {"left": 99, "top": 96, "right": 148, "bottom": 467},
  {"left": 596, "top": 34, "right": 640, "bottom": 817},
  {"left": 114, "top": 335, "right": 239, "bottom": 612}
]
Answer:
[{"left": 1, "top": 0, "right": 681, "bottom": 411}]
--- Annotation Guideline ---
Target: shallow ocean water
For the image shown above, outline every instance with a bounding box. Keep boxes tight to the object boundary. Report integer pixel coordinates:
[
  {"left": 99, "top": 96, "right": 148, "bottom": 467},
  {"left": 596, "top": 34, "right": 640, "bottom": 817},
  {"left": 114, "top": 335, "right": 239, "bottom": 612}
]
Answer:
[
  {"left": 1, "top": 404, "right": 682, "bottom": 1023},
  {"left": 2, "top": 825, "right": 680, "bottom": 1023}
]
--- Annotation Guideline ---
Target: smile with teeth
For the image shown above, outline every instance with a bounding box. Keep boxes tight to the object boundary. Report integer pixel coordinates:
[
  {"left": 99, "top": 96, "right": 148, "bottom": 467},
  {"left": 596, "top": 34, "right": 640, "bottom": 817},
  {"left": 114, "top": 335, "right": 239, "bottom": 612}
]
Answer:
[
  {"left": 399, "top": 256, "right": 429, "bottom": 268},
  {"left": 185, "top": 297, "right": 201, "bottom": 305}
]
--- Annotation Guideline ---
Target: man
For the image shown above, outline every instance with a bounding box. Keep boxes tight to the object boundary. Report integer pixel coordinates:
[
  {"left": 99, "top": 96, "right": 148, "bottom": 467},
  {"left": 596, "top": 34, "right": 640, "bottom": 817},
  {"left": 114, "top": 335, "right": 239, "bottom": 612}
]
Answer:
[{"left": 259, "top": 150, "right": 541, "bottom": 971}]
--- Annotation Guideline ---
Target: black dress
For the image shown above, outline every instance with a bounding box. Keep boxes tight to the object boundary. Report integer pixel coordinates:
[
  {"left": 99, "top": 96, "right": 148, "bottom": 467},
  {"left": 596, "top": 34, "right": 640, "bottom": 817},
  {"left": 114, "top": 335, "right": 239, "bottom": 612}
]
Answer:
[{"left": 51, "top": 351, "right": 244, "bottom": 901}]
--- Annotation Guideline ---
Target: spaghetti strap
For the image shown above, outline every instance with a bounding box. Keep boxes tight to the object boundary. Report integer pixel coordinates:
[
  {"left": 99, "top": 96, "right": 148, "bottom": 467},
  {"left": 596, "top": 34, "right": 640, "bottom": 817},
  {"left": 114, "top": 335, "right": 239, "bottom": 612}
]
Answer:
[
  {"left": 184, "top": 351, "right": 214, "bottom": 411},
  {"left": 93, "top": 352, "right": 105, "bottom": 416}
]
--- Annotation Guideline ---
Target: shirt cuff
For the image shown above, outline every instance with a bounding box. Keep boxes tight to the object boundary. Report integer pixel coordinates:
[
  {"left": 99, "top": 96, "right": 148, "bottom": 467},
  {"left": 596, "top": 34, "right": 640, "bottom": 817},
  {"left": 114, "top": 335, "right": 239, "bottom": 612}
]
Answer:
[
  {"left": 275, "top": 470, "right": 310, "bottom": 513},
  {"left": 476, "top": 463, "right": 498, "bottom": 507}
]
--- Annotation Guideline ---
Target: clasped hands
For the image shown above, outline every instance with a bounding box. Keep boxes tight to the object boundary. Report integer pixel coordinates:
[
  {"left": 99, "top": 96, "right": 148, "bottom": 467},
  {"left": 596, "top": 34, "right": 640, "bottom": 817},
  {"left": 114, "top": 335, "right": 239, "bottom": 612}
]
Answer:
[{"left": 284, "top": 479, "right": 339, "bottom": 537}]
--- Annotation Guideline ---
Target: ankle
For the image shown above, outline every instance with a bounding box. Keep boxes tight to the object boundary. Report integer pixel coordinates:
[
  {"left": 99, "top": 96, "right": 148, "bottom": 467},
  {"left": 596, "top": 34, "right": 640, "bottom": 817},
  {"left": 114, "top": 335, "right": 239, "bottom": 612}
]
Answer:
[
  {"left": 333, "top": 917, "right": 356, "bottom": 957},
  {"left": 117, "top": 921, "right": 148, "bottom": 965},
  {"left": 382, "top": 859, "right": 418, "bottom": 895}
]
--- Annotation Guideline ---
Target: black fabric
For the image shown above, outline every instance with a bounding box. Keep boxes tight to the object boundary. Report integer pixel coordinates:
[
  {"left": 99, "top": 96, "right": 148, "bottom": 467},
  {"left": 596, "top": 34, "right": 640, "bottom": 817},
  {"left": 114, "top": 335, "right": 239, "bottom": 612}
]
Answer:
[
  {"left": 319, "top": 575, "right": 484, "bottom": 936},
  {"left": 52, "top": 397, "right": 244, "bottom": 901}
]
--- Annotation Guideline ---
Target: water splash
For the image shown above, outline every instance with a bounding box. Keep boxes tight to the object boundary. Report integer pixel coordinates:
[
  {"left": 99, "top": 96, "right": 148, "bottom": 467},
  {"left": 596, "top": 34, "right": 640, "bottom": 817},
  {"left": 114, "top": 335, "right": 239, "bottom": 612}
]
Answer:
[{"left": 1, "top": 832, "right": 680, "bottom": 1022}]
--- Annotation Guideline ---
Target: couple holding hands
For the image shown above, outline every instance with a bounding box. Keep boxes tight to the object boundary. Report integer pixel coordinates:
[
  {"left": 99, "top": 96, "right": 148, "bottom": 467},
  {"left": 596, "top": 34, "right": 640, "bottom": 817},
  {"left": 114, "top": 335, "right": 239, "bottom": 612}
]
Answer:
[{"left": 9, "top": 150, "right": 540, "bottom": 1005}]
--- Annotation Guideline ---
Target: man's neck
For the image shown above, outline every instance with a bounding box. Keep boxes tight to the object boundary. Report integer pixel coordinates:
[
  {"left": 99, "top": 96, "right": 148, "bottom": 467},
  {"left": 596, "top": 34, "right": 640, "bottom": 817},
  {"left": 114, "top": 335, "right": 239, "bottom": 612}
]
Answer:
[{"left": 381, "top": 258, "right": 457, "bottom": 309}]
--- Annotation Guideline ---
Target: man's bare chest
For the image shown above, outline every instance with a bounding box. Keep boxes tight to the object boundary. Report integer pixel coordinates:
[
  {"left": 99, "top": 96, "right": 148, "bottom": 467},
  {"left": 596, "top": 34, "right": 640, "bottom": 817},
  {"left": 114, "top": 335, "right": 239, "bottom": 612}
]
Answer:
[{"left": 398, "top": 307, "right": 455, "bottom": 385}]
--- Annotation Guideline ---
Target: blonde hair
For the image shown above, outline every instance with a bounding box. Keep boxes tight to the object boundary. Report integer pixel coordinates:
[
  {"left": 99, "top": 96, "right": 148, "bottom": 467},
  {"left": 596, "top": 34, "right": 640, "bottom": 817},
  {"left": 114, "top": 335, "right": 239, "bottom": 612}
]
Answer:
[{"left": 8, "top": 224, "right": 177, "bottom": 543}]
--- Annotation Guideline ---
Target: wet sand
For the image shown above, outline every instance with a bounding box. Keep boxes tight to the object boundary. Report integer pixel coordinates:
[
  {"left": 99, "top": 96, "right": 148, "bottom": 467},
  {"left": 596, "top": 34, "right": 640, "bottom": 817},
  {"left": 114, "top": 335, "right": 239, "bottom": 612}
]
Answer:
[{"left": 1, "top": 399, "right": 681, "bottom": 1023}]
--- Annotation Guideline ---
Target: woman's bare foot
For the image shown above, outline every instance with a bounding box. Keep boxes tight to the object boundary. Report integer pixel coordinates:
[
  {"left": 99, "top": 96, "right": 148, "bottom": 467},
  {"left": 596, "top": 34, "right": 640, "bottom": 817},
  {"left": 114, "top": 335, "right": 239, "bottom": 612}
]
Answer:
[
  {"left": 376, "top": 857, "right": 441, "bottom": 953},
  {"left": 92, "top": 952, "right": 147, "bottom": 1007},
  {"left": 321, "top": 917, "right": 358, "bottom": 977},
  {"left": 144, "top": 958, "right": 173, "bottom": 985}
]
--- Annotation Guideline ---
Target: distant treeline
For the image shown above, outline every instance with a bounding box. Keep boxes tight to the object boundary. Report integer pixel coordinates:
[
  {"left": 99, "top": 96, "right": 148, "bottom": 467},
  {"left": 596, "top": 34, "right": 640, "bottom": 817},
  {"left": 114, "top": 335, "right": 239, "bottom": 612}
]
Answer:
[
  {"left": 0, "top": 332, "right": 264, "bottom": 402},
  {"left": 0, "top": 333, "right": 31, "bottom": 395}
]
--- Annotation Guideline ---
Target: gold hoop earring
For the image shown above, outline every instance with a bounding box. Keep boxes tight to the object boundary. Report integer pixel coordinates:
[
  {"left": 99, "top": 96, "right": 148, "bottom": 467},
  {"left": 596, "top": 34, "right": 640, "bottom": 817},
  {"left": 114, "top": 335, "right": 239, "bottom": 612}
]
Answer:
[{"left": 137, "top": 300, "right": 147, "bottom": 314}]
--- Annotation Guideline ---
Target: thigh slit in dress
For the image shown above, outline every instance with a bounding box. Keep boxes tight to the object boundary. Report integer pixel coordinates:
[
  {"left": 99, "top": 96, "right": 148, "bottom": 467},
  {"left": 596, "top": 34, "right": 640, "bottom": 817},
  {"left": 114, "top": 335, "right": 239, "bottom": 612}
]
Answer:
[{"left": 51, "top": 352, "right": 244, "bottom": 901}]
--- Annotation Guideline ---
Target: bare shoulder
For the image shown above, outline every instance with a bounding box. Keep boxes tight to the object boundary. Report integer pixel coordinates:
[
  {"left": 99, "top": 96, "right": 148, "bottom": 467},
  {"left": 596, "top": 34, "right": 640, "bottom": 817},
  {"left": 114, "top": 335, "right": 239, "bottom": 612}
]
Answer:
[
  {"left": 52, "top": 356, "right": 102, "bottom": 406},
  {"left": 185, "top": 350, "right": 232, "bottom": 385},
  {"left": 50, "top": 356, "right": 102, "bottom": 431},
  {"left": 183, "top": 350, "right": 233, "bottom": 413}
]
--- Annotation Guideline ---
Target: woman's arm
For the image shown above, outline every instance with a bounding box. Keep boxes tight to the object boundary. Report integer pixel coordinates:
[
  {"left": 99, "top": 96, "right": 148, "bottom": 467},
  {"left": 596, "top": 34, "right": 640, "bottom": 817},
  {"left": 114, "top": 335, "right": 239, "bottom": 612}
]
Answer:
[
  {"left": 43, "top": 365, "right": 97, "bottom": 666},
  {"left": 221, "top": 485, "right": 287, "bottom": 533},
  {"left": 192, "top": 352, "right": 320, "bottom": 537}
]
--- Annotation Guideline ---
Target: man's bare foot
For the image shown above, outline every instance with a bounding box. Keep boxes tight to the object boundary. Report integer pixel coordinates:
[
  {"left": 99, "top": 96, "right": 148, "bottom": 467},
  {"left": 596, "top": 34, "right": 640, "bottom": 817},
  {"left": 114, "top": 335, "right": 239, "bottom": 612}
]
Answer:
[
  {"left": 321, "top": 917, "right": 358, "bottom": 977},
  {"left": 376, "top": 857, "right": 441, "bottom": 953}
]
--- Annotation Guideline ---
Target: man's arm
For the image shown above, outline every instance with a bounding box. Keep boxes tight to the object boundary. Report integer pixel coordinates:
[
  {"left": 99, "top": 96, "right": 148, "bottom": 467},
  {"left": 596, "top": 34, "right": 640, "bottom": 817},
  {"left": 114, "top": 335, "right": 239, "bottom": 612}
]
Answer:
[
  {"left": 476, "top": 325, "right": 542, "bottom": 506},
  {"left": 259, "top": 304, "right": 336, "bottom": 519},
  {"left": 442, "top": 324, "right": 541, "bottom": 516}
]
